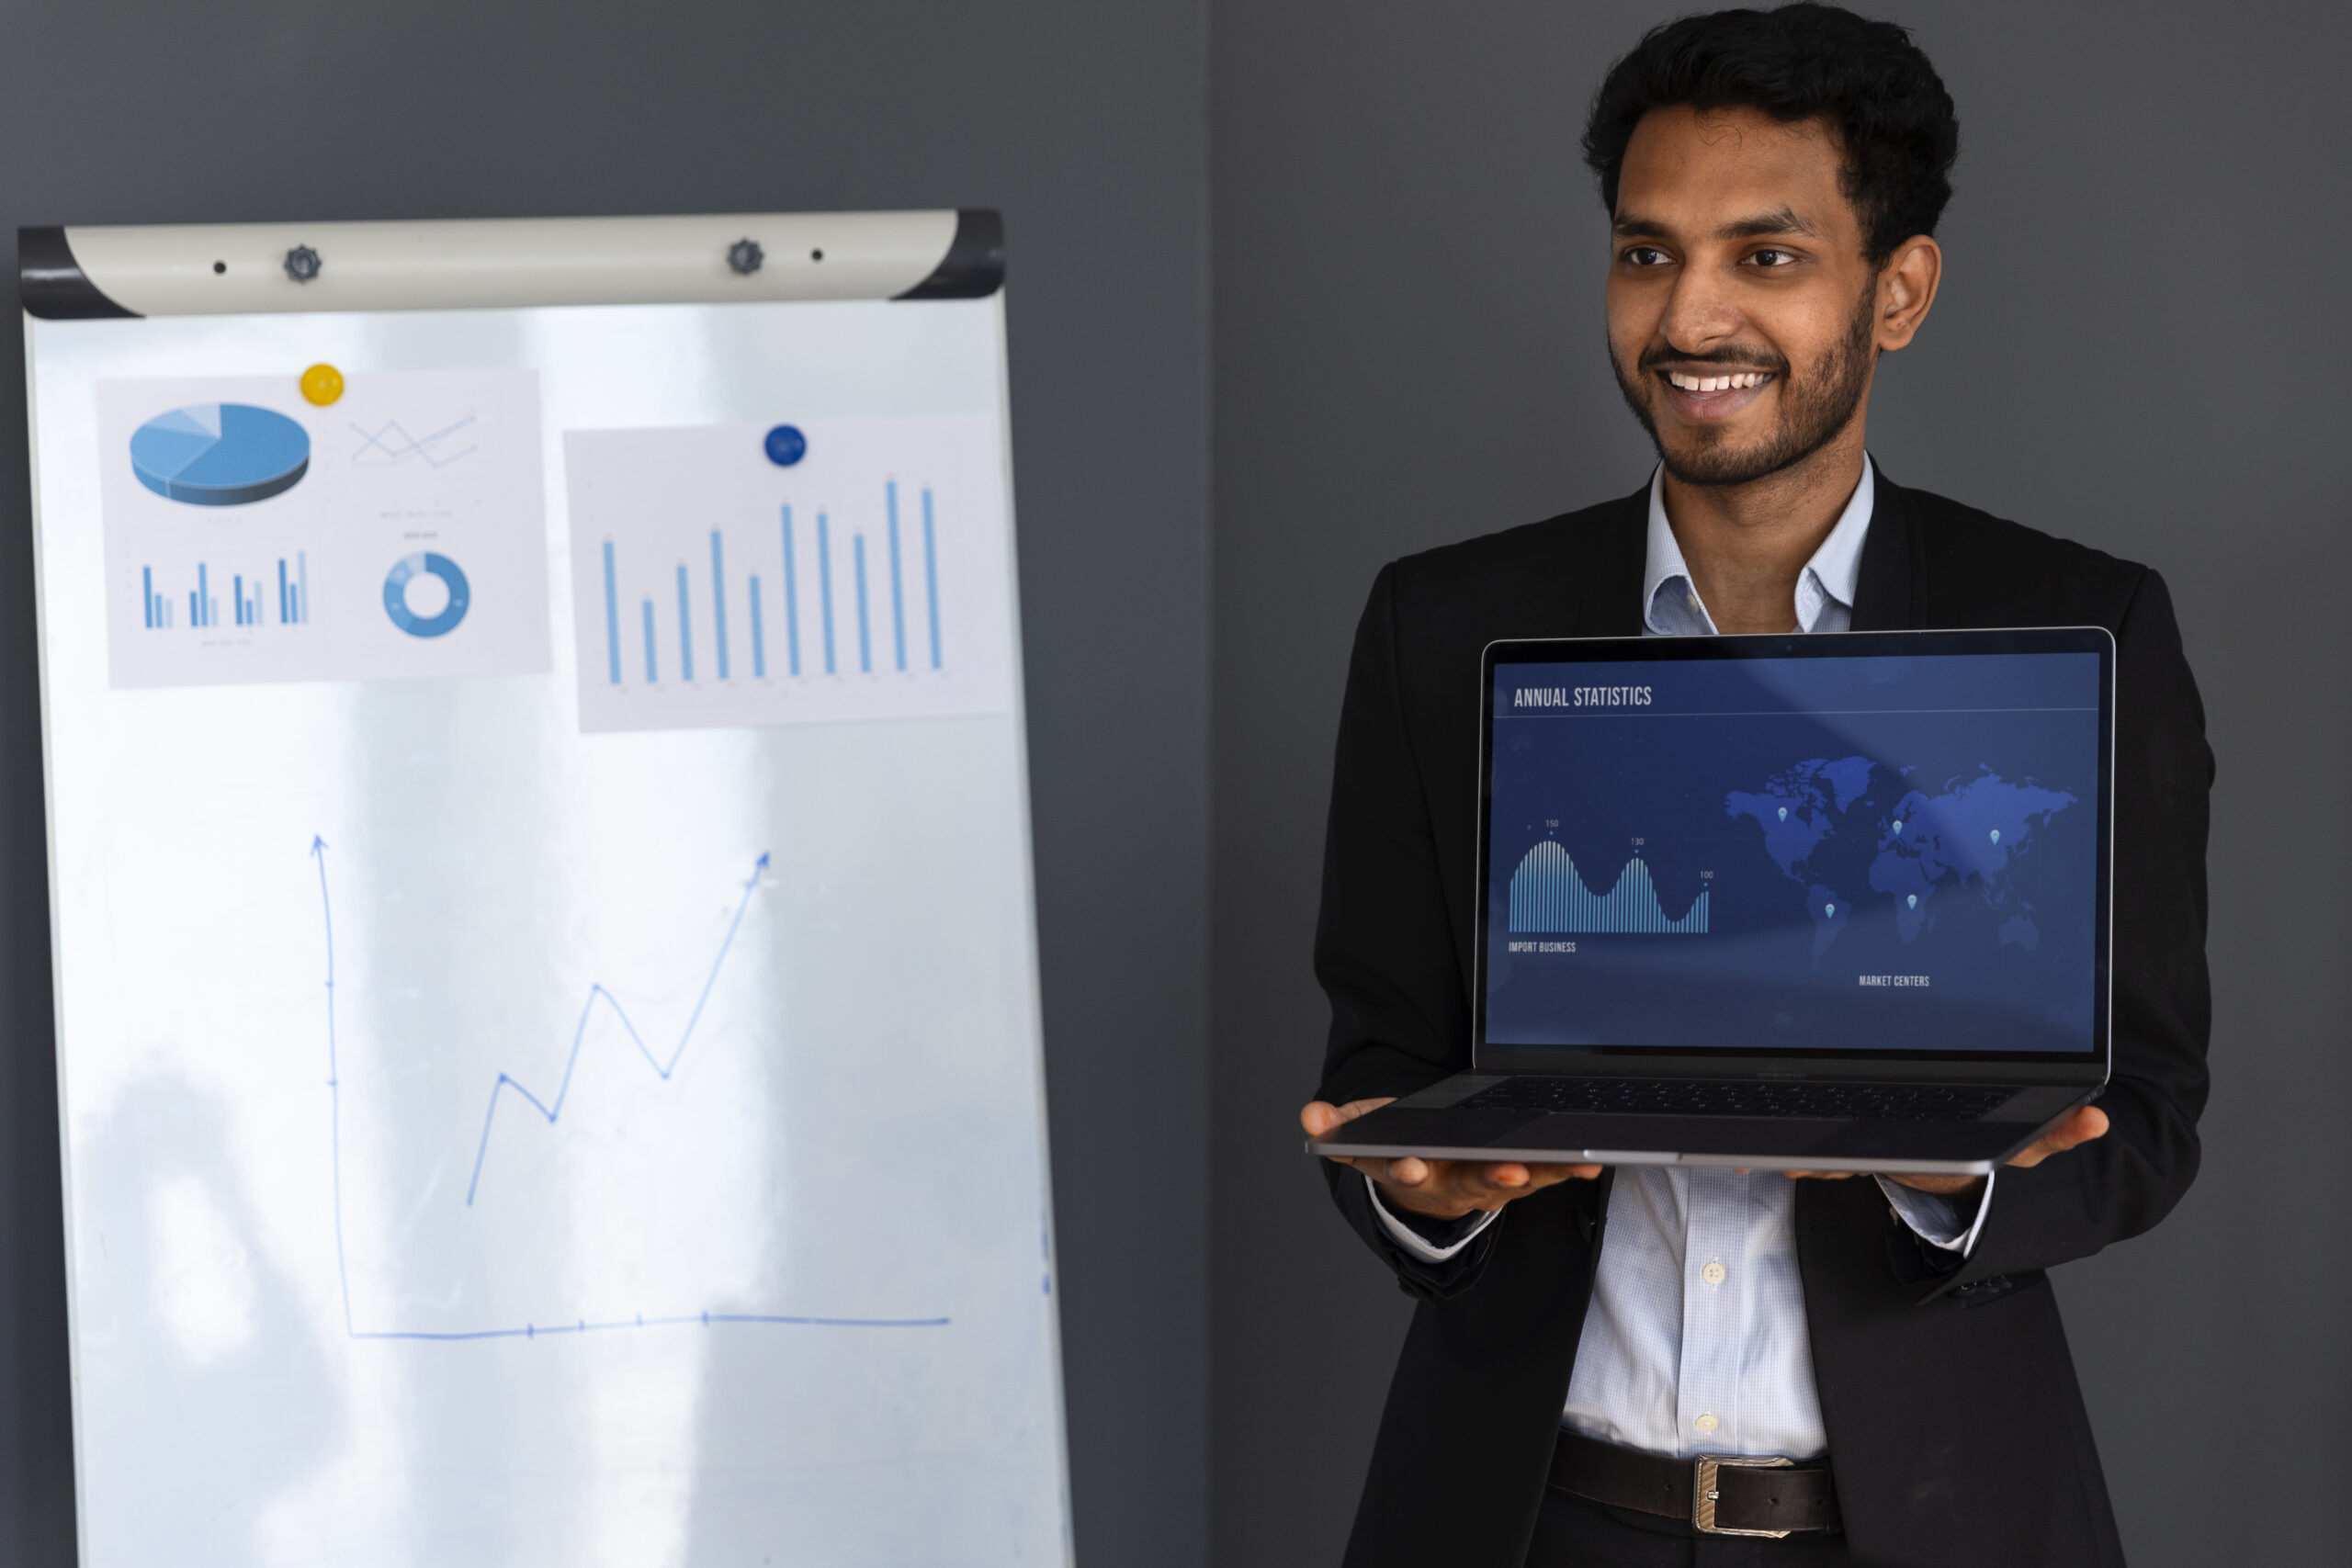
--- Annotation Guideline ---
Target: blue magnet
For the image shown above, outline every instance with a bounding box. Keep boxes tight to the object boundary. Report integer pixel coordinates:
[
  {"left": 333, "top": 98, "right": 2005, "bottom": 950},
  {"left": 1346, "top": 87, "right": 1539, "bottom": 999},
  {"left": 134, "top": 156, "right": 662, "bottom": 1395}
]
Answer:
[{"left": 763, "top": 424, "right": 808, "bottom": 467}]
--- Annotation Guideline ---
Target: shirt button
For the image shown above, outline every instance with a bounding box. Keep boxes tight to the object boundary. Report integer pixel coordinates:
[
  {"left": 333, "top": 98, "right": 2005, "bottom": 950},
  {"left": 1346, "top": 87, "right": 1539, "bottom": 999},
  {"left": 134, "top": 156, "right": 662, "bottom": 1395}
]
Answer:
[
  {"left": 1702, "top": 1260, "right": 1727, "bottom": 1286},
  {"left": 1695, "top": 1413, "right": 1720, "bottom": 1435}
]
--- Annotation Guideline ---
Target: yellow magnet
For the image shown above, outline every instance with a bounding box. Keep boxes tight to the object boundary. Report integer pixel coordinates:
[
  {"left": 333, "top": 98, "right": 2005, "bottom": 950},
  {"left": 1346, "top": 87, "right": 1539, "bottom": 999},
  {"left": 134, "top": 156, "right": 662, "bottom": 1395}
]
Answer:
[{"left": 300, "top": 363, "right": 345, "bottom": 406}]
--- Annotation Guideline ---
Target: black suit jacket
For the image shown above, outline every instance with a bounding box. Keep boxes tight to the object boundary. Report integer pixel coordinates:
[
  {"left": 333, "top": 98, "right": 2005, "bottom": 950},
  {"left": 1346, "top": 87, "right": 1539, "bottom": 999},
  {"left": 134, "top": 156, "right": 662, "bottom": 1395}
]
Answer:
[{"left": 1313, "top": 473, "right": 2212, "bottom": 1568}]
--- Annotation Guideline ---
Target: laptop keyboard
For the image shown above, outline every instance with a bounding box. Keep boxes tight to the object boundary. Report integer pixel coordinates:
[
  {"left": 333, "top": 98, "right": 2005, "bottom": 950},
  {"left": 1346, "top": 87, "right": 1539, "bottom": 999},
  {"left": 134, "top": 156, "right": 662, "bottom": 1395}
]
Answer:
[{"left": 1459, "top": 1077, "right": 2012, "bottom": 1122}]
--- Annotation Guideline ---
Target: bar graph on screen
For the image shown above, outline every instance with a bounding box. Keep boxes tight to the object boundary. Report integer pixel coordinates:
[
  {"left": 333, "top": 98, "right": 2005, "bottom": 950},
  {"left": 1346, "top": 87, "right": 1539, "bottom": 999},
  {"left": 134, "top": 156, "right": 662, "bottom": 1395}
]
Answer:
[{"left": 565, "top": 415, "right": 1013, "bottom": 733}]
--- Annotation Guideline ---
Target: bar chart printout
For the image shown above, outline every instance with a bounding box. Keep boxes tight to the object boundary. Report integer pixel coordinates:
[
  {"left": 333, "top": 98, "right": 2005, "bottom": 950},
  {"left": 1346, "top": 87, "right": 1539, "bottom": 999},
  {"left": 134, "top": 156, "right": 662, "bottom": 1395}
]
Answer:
[
  {"left": 140, "top": 554, "right": 311, "bottom": 630},
  {"left": 565, "top": 415, "right": 1014, "bottom": 734}
]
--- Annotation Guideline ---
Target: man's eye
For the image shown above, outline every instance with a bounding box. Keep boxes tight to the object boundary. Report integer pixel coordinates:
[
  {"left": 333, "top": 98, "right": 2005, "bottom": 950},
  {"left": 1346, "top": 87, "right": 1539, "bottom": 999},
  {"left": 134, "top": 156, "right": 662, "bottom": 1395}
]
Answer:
[
  {"left": 1623, "top": 246, "right": 1670, "bottom": 267},
  {"left": 1748, "top": 248, "right": 1799, "bottom": 267}
]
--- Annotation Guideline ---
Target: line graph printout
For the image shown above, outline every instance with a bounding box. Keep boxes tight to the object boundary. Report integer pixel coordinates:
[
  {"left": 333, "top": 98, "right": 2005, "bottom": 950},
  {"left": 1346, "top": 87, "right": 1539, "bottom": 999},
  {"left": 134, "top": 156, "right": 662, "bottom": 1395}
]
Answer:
[
  {"left": 565, "top": 416, "right": 1015, "bottom": 733},
  {"left": 30, "top": 294, "right": 1065, "bottom": 1568},
  {"left": 96, "top": 370, "right": 549, "bottom": 689}
]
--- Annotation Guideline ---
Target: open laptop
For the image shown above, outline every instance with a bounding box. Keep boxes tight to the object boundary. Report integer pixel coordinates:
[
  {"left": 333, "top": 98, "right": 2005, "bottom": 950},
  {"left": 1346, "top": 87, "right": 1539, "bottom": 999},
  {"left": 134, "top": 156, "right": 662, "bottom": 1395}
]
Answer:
[{"left": 1306, "top": 626, "right": 2113, "bottom": 1177}]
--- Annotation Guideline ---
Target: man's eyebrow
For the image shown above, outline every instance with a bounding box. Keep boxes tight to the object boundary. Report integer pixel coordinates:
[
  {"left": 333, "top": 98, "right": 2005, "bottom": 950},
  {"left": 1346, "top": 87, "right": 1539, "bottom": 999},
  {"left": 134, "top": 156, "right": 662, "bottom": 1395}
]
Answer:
[
  {"left": 1716, "top": 207, "right": 1820, "bottom": 240},
  {"left": 1610, "top": 207, "right": 1824, "bottom": 241}
]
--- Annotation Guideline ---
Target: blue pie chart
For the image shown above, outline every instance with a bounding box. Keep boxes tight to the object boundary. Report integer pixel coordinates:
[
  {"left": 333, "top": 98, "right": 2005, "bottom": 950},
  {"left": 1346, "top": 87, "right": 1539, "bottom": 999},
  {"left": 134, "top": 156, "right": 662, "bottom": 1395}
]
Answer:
[
  {"left": 382, "top": 553, "right": 470, "bottom": 637},
  {"left": 130, "top": 403, "right": 311, "bottom": 506}
]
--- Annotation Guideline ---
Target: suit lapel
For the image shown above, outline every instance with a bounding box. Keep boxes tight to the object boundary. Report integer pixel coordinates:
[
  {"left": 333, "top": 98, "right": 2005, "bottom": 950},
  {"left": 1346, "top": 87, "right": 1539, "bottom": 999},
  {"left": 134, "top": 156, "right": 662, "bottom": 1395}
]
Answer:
[
  {"left": 1849, "top": 468, "right": 1924, "bottom": 632},
  {"left": 1572, "top": 485, "right": 1652, "bottom": 637}
]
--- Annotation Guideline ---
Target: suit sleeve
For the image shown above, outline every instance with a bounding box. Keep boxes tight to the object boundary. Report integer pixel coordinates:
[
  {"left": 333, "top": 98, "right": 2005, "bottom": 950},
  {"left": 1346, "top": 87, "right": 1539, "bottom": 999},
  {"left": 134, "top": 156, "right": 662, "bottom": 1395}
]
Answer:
[
  {"left": 1904, "top": 568, "right": 2213, "bottom": 1293},
  {"left": 1310, "top": 565, "right": 1501, "bottom": 1298}
]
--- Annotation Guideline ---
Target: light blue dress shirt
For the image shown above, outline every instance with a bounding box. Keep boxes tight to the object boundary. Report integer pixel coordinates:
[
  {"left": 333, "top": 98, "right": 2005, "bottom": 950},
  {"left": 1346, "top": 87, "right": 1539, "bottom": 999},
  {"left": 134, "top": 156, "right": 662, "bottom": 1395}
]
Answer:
[{"left": 1368, "top": 457, "right": 1994, "bottom": 1461}]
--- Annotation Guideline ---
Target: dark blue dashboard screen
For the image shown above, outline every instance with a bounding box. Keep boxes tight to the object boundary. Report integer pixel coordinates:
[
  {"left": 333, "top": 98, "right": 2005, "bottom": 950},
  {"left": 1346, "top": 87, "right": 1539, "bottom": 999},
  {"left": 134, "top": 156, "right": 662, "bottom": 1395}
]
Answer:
[{"left": 1483, "top": 650, "right": 2104, "bottom": 1055}]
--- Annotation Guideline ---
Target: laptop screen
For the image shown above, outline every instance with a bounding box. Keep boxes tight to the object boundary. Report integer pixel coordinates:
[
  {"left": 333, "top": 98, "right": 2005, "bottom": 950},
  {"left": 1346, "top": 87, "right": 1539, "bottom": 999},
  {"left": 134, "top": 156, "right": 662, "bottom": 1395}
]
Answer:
[{"left": 1478, "top": 630, "right": 2110, "bottom": 1064}]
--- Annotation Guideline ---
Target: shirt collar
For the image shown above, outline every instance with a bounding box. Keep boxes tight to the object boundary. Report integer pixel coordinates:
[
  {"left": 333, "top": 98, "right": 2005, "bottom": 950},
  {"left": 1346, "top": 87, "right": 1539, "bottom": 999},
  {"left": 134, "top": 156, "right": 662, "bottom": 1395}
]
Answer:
[{"left": 1641, "top": 455, "right": 1875, "bottom": 636}]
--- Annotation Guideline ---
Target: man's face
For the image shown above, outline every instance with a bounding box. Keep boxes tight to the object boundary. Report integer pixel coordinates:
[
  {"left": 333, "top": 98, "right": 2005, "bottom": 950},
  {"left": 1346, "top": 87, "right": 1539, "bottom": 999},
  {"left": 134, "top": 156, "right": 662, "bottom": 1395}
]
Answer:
[{"left": 1606, "top": 105, "right": 1884, "bottom": 488}]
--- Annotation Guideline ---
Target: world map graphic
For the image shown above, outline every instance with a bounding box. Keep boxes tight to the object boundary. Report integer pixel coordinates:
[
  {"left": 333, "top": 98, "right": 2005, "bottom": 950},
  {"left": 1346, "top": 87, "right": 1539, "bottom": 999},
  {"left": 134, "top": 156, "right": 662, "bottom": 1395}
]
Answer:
[{"left": 1725, "top": 757, "right": 2077, "bottom": 963}]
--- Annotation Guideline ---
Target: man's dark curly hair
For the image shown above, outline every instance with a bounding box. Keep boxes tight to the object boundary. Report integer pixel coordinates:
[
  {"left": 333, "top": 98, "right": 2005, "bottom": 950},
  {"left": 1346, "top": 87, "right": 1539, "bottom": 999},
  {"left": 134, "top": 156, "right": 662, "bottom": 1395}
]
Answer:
[{"left": 1581, "top": 3, "right": 1959, "bottom": 265}]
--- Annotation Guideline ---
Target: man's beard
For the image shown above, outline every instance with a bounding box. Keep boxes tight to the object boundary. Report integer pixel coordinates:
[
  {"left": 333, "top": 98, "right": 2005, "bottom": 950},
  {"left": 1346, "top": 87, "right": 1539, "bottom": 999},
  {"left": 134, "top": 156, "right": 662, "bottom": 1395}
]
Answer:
[{"left": 1611, "top": 284, "right": 1877, "bottom": 488}]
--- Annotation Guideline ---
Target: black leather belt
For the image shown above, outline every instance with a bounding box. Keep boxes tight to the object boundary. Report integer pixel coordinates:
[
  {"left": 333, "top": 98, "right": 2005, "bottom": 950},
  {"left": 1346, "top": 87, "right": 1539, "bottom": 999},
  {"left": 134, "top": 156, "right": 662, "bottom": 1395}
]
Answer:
[{"left": 1548, "top": 1428, "right": 1841, "bottom": 1538}]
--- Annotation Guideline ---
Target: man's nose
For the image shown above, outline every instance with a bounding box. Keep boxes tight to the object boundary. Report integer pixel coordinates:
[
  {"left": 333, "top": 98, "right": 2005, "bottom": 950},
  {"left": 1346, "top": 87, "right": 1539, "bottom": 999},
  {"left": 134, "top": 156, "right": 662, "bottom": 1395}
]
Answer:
[{"left": 1657, "top": 263, "right": 1746, "bottom": 355}]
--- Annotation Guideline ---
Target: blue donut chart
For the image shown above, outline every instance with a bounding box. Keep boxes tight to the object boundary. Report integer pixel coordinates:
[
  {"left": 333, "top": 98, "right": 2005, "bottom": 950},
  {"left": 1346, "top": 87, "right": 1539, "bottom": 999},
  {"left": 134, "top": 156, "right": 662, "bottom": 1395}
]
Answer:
[
  {"left": 382, "top": 552, "right": 471, "bottom": 637},
  {"left": 130, "top": 402, "right": 311, "bottom": 506}
]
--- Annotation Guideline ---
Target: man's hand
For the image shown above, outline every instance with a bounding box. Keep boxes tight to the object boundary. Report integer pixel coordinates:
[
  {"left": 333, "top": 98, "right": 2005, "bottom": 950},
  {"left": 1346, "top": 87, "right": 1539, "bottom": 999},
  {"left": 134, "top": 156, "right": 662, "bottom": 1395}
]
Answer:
[
  {"left": 1778, "top": 1104, "right": 2112, "bottom": 1197},
  {"left": 1303, "top": 1097, "right": 1603, "bottom": 1221}
]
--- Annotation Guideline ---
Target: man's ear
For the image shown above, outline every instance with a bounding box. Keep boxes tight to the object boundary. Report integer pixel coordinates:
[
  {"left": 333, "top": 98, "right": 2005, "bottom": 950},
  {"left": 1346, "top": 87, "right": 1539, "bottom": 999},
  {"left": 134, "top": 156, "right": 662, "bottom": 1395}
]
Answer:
[{"left": 1875, "top": 235, "right": 1942, "bottom": 351}]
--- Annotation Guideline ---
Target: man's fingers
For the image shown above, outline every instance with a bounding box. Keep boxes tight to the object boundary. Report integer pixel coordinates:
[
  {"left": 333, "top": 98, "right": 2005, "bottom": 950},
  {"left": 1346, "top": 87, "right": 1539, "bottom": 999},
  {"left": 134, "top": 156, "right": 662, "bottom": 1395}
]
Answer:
[
  {"left": 1884, "top": 1171, "right": 1983, "bottom": 1196},
  {"left": 1301, "top": 1100, "right": 1601, "bottom": 1217},
  {"left": 1382, "top": 1156, "right": 1601, "bottom": 1211},
  {"left": 1300, "top": 1096, "right": 1398, "bottom": 1139},
  {"left": 2059, "top": 1104, "right": 2110, "bottom": 1147},
  {"left": 2007, "top": 1104, "right": 2109, "bottom": 1169},
  {"left": 1465, "top": 1159, "right": 1603, "bottom": 1193}
]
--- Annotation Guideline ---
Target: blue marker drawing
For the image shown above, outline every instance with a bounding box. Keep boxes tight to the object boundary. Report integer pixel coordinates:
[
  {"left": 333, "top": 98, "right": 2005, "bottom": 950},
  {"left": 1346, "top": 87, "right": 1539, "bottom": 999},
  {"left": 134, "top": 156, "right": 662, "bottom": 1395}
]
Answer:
[
  {"left": 308, "top": 837, "right": 947, "bottom": 1341},
  {"left": 462, "top": 852, "right": 767, "bottom": 1209}
]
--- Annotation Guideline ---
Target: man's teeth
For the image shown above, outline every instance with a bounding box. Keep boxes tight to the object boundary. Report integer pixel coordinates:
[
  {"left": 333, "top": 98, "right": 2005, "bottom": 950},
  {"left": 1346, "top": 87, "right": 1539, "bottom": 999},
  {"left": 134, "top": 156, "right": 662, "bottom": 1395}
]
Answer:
[{"left": 1667, "top": 371, "right": 1770, "bottom": 392}]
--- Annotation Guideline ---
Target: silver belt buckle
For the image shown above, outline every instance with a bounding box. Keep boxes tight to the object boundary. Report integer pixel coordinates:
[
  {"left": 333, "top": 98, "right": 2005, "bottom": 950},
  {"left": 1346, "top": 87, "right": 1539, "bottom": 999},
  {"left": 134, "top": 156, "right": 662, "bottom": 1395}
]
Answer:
[{"left": 1692, "top": 1453, "right": 1794, "bottom": 1538}]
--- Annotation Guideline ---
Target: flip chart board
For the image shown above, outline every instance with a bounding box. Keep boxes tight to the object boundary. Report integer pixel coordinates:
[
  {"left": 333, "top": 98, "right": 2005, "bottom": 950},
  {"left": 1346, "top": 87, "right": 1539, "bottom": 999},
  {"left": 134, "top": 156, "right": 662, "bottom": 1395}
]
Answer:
[{"left": 21, "top": 210, "right": 1069, "bottom": 1566}]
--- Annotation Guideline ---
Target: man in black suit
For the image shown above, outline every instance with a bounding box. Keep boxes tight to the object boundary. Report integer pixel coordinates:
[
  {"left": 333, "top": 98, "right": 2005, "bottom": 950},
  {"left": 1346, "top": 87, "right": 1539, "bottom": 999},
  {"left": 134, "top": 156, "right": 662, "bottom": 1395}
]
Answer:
[{"left": 1297, "top": 6, "right": 2211, "bottom": 1565}]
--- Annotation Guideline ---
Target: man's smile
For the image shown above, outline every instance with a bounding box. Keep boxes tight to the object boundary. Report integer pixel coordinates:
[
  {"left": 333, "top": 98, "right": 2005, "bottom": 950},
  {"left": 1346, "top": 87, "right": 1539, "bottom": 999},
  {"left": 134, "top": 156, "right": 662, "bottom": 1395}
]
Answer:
[
  {"left": 1652, "top": 364, "right": 1777, "bottom": 419},
  {"left": 1664, "top": 369, "right": 1771, "bottom": 391}
]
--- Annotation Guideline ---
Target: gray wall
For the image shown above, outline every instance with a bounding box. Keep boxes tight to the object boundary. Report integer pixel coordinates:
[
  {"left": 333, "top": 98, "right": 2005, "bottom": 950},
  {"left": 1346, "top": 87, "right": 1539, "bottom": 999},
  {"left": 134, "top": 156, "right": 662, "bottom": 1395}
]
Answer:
[
  {"left": 0, "top": 3, "right": 1210, "bottom": 1563},
  {"left": 1209, "top": 3, "right": 2351, "bottom": 1566}
]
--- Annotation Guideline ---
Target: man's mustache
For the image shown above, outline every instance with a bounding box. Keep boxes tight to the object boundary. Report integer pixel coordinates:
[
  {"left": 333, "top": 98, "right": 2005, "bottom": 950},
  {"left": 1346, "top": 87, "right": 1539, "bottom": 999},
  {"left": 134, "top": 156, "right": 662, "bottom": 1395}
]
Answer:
[{"left": 1634, "top": 344, "right": 1792, "bottom": 377}]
